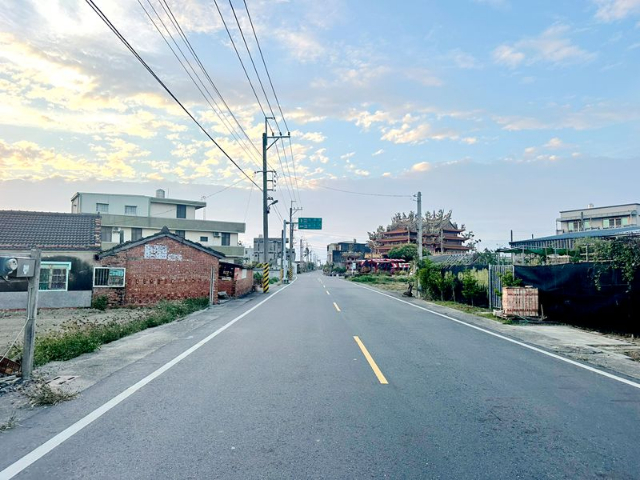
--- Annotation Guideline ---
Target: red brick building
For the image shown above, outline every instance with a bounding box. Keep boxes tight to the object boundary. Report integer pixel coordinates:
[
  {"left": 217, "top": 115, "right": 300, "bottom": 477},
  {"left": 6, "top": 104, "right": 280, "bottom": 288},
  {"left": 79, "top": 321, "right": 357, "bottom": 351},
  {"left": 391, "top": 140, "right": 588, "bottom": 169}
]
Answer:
[
  {"left": 95, "top": 228, "right": 224, "bottom": 307},
  {"left": 218, "top": 262, "right": 254, "bottom": 298}
]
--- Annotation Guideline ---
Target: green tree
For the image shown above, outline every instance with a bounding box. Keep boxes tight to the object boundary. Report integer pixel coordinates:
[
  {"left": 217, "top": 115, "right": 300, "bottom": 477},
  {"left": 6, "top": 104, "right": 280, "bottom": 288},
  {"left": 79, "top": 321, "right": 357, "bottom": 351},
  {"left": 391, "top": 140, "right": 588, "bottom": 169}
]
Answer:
[{"left": 461, "top": 270, "right": 484, "bottom": 306}]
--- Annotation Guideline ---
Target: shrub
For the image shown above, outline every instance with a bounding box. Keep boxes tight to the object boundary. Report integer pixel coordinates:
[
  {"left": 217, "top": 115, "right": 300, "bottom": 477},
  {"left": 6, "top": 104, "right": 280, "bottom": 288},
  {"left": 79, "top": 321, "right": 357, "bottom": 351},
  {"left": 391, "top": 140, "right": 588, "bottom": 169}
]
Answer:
[
  {"left": 499, "top": 271, "right": 522, "bottom": 287},
  {"left": 91, "top": 295, "right": 108, "bottom": 311},
  {"left": 16, "top": 297, "right": 210, "bottom": 367}
]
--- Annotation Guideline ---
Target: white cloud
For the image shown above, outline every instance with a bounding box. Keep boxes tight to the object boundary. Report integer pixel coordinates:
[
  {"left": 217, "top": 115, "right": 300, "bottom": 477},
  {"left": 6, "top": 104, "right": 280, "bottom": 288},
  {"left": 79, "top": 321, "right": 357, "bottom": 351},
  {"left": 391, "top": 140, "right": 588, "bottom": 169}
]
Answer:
[
  {"left": 310, "top": 148, "right": 329, "bottom": 164},
  {"left": 340, "top": 152, "right": 355, "bottom": 160},
  {"left": 492, "top": 45, "right": 525, "bottom": 67},
  {"left": 298, "top": 131, "right": 326, "bottom": 143},
  {"left": 354, "top": 169, "right": 370, "bottom": 177},
  {"left": 381, "top": 123, "right": 461, "bottom": 145},
  {"left": 403, "top": 68, "right": 444, "bottom": 87},
  {"left": 448, "top": 49, "right": 482, "bottom": 69},
  {"left": 462, "top": 137, "right": 478, "bottom": 145},
  {"left": 493, "top": 25, "right": 595, "bottom": 68},
  {"left": 594, "top": 0, "right": 640, "bottom": 21},
  {"left": 372, "top": 149, "right": 384, "bottom": 156},
  {"left": 544, "top": 137, "right": 564, "bottom": 148},
  {"left": 411, "top": 162, "right": 432, "bottom": 173}
]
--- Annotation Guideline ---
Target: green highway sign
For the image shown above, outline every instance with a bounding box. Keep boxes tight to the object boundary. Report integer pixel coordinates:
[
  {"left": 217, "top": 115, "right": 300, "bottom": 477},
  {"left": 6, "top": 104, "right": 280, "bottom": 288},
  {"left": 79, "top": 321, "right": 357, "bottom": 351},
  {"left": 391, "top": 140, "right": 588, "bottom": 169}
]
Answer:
[{"left": 298, "top": 217, "right": 322, "bottom": 230}]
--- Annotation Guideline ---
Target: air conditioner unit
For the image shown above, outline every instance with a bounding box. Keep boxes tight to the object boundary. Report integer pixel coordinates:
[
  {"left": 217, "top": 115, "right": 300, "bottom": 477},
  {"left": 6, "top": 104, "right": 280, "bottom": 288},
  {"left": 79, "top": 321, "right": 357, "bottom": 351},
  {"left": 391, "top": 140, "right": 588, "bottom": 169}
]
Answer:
[
  {"left": 112, "top": 227, "right": 122, "bottom": 232},
  {"left": 213, "top": 232, "right": 221, "bottom": 237}
]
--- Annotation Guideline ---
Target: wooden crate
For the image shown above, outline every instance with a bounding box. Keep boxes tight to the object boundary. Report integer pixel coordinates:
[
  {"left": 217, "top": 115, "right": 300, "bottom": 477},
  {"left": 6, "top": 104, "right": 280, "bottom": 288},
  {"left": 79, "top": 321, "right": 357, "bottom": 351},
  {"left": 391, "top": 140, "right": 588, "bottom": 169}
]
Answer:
[{"left": 502, "top": 287, "right": 539, "bottom": 317}]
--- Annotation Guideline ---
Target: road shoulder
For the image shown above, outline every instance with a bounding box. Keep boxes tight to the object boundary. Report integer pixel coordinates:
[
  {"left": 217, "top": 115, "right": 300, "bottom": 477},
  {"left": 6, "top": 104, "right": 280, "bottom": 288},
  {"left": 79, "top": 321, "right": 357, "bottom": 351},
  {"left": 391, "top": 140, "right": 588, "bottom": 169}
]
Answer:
[{"left": 352, "top": 281, "right": 640, "bottom": 383}]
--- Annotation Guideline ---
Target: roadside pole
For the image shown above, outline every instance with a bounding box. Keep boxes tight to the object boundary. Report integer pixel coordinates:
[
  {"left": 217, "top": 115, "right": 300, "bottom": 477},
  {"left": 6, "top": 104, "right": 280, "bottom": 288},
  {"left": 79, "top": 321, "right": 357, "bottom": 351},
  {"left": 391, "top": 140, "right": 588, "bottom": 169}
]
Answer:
[
  {"left": 281, "top": 221, "right": 287, "bottom": 282},
  {"left": 22, "top": 249, "right": 42, "bottom": 380},
  {"left": 288, "top": 201, "right": 302, "bottom": 280},
  {"left": 416, "top": 191, "right": 423, "bottom": 294}
]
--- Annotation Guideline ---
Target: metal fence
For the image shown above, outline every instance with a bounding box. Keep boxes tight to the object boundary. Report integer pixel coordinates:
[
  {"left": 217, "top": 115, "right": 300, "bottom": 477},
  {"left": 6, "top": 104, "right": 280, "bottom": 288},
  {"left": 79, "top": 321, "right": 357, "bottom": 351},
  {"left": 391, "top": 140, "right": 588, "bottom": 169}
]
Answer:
[{"left": 488, "top": 264, "right": 514, "bottom": 310}]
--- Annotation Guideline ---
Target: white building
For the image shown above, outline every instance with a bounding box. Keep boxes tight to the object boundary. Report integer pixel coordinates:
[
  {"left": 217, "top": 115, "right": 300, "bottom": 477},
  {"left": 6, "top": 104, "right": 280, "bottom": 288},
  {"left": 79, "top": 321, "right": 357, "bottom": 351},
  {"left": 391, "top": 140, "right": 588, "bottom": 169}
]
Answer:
[{"left": 71, "top": 189, "right": 245, "bottom": 260}]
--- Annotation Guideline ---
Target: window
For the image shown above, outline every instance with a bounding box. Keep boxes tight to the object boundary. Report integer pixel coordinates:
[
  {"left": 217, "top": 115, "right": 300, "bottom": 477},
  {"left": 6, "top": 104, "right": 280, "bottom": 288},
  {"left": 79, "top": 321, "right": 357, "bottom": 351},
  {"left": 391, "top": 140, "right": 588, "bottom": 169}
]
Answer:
[
  {"left": 603, "top": 219, "right": 610, "bottom": 228},
  {"left": 584, "top": 220, "right": 591, "bottom": 230},
  {"left": 176, "top": 230, "right": 186, "bottom": 238},
  {"left": 125, "top": 205, "right": 137, "bottom": 215},
  {"left": 200, "top": 236, "right": 209, "bottom": 242},
  {"left": 132, "top": 228, "right": 143, "bottom": 241},
  {"left": 96, "top": 203, "right": 109, "bottom": 213},
  {"left": 221, "top": 232, "right": 231, "bottom": 246},
  {"left": 39, "top": 262, "right": 71, "bottom": 291},
  {"left": 622, "top": 217, "right": 629, "bottom": 226},
  {"left": 100, "top": 228, "right": 112, "bottom": 242},
  {"left": 176, "top": 204, "right": 187, "bottom": 219},
  {"left": 615, "top": 218, "right": 622, "bottom": 228},
  {"left": 93, "top": 267, "right": 126, "bottom": 287}
]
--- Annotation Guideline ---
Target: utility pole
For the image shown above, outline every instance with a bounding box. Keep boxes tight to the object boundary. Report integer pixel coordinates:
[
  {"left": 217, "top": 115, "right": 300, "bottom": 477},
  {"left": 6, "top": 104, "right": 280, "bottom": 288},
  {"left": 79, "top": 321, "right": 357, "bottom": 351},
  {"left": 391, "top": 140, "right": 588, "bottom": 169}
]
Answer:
[
  {"left": 22, "top": 249, "right": 42, "bottom": 380},
  {"left": 300, "top": 237, "right": 304, "bottom": 273},
  {"left": 260, "top": 116, "right": 290, "bottom": 291},
  {"left": 417, "top": 191, "right": 423, "bottom": 261},
  {"left": 289, "top": 201, "right": 302, "bottom": 280}
]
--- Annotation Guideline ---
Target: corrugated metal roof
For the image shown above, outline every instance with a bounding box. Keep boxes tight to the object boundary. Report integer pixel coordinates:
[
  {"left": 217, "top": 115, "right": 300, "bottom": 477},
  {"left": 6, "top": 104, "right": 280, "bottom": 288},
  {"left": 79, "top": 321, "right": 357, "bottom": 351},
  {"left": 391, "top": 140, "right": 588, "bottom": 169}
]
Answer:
[
  {"left": 510, "top": 226, "right": 640, "bottom": 246},
  {"left": 0, "top": 210, "right": 101, "bottom": 250}
]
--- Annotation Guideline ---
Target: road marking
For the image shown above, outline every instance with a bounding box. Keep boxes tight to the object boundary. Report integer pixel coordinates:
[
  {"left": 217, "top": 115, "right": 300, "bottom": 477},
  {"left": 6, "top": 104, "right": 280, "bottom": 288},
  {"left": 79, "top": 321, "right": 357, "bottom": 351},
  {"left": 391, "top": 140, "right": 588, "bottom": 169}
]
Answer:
[
  {"left": 354, "top": 336, "right": 388, "bottom": 384},
  {"left": 355, "top": 284, "right": 640, "bottom": 391},
  {"left": 333, "top": 302, "right": 341, "bottom": 312},
  {"left": 326, "top": 290, "right": 330, "bottom": 296},
  {"left": 0, "top": 280, "right": 297, "bottom": 480}
]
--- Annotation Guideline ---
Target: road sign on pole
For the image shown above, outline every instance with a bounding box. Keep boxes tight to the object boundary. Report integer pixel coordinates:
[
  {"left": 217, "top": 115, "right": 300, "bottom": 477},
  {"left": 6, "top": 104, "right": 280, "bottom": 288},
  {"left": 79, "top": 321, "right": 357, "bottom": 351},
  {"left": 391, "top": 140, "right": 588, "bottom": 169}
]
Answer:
[{"left": 298, "top": 217, "right": 322, "bottom": 230}]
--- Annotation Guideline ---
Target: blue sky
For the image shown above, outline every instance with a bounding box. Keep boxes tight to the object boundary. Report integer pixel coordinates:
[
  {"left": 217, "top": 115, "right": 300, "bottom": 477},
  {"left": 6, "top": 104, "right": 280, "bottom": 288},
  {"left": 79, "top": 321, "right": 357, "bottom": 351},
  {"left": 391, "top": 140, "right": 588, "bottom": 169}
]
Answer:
[{"left": 1, "top": 0, "right": 639, "bottom": 258}]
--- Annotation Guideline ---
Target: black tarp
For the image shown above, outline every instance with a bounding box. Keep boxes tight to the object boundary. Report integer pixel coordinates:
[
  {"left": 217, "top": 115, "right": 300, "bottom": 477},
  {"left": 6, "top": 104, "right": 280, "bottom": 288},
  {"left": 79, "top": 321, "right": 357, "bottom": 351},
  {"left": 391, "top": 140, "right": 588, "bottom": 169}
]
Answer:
[{"left": 514, "top": 263, "right": 640, "bottom": 333}]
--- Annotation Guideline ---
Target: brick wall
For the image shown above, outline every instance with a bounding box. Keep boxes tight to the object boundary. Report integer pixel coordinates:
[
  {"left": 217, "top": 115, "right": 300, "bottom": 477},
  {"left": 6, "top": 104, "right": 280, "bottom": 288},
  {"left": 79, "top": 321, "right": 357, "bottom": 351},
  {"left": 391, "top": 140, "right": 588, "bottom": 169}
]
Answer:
[
  {"left": 217, "top": 265, "right": 253, "bottom": 298},
  {"left": 233, "top": 267, "right": 253, "bottom": 297},
  {"left": 96, "top": 237, "right": 219, "bottom": 307}
]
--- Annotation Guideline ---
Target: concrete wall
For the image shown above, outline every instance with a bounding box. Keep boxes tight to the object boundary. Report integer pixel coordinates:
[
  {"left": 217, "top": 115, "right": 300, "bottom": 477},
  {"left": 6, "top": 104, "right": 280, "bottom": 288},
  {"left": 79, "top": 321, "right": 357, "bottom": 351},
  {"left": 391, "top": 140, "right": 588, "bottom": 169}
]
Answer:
[
  {"left": 76, "top": 193, "right": 150, "bottom": 216},
  {"left": 149, "top": 203, "right": 196, "bottom": 219},
  {"left": 0, "top": 291, "right": 92, "bottom": 309},
  {"left": 0, "top": 250, "right": 97, "bottom": 310},
  {"left": 96, "top": 237, "right": 220, "bottom": 307}
]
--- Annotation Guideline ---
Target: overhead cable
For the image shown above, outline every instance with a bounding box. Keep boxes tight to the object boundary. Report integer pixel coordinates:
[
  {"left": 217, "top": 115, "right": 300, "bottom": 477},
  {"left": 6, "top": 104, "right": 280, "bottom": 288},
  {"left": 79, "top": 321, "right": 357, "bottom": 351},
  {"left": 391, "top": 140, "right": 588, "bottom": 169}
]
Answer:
[{"left": 85, "top": 0, "right": 260, "bottom": 190}]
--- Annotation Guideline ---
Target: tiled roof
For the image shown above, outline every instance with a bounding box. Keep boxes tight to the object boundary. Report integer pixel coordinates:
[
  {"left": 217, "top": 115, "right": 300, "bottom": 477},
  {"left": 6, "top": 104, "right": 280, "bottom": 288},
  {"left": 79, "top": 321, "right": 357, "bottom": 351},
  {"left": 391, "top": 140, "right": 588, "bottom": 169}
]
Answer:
[{"left": 0, "top": 210, "right": 101, "bottom": 251}]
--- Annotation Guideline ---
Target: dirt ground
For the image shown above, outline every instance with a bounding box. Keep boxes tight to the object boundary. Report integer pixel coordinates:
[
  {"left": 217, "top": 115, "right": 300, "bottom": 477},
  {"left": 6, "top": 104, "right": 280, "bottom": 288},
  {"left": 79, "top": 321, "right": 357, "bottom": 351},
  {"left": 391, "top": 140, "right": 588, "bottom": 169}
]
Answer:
[{"left": 0, "top": 308, "right": 152, "bottom": 357}]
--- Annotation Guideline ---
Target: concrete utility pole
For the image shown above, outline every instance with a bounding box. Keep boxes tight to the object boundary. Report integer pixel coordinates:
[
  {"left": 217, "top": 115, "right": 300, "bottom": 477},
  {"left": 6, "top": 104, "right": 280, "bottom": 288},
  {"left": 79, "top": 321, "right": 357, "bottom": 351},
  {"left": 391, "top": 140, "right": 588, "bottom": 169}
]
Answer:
[
  {"left": 261, "top": 116, "right": 290, "bottom": 266},
  {"left": 22, "top": 249, "right": 42, "bottom": 380},
  {"left": 289, "top": 201, "right": 302, "bottom": 280},
  {"left": 417, "top": 191, "right": 423, "bottom": 261},
  {"left": 300, "top": 238, "right": 304, "bottom": 272}
]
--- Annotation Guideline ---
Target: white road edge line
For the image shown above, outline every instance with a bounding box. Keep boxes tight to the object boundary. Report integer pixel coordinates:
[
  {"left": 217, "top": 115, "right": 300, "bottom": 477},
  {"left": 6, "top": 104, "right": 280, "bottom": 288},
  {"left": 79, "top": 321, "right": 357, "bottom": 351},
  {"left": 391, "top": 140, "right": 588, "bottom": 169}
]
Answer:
[
  {"left": 355, "top": 283, "right": 640, "bottom": 391},
  {"left": 0, "top": 279, "right": 297, "bottom": 480}
]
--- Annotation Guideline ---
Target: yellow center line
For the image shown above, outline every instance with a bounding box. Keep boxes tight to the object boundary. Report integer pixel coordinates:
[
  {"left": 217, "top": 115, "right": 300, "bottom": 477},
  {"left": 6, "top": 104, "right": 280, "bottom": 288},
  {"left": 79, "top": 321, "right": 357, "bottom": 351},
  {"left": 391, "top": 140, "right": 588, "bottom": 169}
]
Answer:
[
  {"left": 333, "top": 302, "right": 341, "bottom": 312},
  {"left": 353, "top": 336, "right": 388, "bottom": 385}
]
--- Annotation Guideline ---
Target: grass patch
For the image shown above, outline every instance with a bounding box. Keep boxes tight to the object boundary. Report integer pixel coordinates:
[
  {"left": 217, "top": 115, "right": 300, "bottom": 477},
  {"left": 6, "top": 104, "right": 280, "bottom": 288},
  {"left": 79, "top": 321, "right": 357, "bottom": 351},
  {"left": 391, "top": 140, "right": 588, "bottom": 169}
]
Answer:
[
  {"left": 428, "top": 300, "right": 491, "bottom": 316},
  {"left": 349, "top": 274, "right": 414, "bottom": 284},
  {"left": 0, "top": 415, "right": 17, "bottom": 432},
  {"left": 11, "top": 297, "right": 209, "bottom": 368},
  {"left": 24, "top": 377, "right": 78, "bottom": 406}
]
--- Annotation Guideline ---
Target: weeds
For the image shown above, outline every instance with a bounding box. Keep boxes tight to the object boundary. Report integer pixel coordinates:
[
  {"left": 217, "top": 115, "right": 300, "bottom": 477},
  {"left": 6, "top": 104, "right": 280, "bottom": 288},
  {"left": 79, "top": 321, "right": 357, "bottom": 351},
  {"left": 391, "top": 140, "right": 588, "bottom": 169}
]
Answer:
[
  {"left": 24, "top": 377, "right": 78, "bottom": 406},
  {"left": 0, "top": 415, "right": 17, "bottom": 432},
  {"left": 11, "top": 297, "right": 209, "bottom": 367}
]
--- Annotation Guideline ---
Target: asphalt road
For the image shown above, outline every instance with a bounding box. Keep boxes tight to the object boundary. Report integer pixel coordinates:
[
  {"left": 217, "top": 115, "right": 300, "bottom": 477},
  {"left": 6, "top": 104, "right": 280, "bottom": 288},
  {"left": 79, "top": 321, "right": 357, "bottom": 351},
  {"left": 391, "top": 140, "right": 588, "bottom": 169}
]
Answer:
[{"left": 1, "top": 272, "right": 640, "bottom": 479}]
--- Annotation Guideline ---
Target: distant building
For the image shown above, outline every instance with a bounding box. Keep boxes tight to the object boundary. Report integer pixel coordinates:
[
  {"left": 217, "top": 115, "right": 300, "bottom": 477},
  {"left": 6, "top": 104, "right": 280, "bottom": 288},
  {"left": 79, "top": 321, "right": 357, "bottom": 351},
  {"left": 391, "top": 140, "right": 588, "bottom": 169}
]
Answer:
[
  {"left": 327, "top": 240, "right": 371, "bottom": 268},
  {"left": 510, "top": 203, "right": 640, "bottom": 250},
  {"left": 556, "top": 203, "right": 640, "bottom": 234},
  {"left": 0, "top": 210, "right": 101, "bottom": 309},
  {"left": 372, "top": 220, "right": 471, "bottom": 257},
  {"left": 253, "top": 237, "right": 294, "bottom": 267},
  {"left": 71, "top": 189, "right": 245, "bottom": 260}
]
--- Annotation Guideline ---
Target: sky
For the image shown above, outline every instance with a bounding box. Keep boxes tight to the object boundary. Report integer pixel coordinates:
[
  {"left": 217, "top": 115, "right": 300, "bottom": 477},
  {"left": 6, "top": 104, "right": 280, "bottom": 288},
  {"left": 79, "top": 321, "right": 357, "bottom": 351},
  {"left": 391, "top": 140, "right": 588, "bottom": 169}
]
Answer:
[{"left": 1, "top": 0, "right": 639, "bottom": 260}]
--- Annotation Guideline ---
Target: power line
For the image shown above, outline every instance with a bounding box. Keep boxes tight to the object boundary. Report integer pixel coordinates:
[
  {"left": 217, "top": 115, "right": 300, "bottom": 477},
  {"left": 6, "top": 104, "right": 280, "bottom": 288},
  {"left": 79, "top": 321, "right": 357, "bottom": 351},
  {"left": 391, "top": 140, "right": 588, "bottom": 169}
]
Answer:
[
  {"left": 85, "top": 0, "right": 260, "bottom": 190},
  {"left": 242, "top": 0, "right": 289, "bottom": 133},
  {"left": 213, "top": 0, "right": 267, "bottom": 118},
  {"left": 149, "top": 0, "right": 260, "bottom": 169},
  {"left": 138, "top": 0, "right": 262, "bottom": 170},
  {"left": 316, "top": 184, "right": 413, "bottom": 198},
  {"left": 241, "top": 0, "right": 302, "bottom": 204}
]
